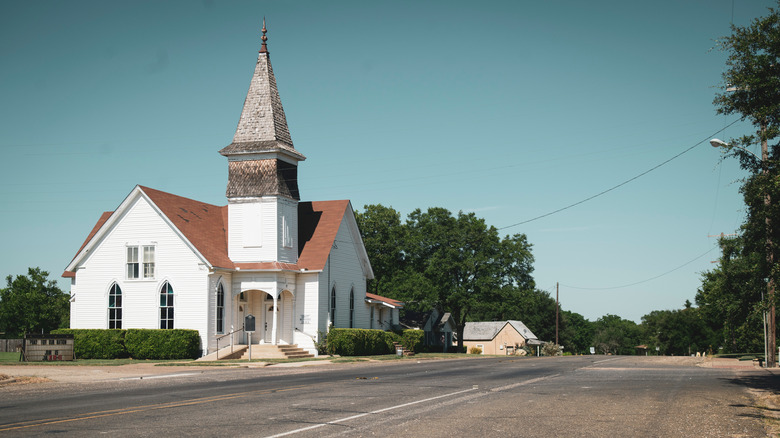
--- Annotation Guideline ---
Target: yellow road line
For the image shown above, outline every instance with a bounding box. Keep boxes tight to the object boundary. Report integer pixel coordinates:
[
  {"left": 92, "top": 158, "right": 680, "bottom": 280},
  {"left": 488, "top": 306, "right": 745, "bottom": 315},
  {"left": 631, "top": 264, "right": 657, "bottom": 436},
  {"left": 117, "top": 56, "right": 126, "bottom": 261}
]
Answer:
[{"left": 0, "top": 383, "right": 314, "bottom": 432}]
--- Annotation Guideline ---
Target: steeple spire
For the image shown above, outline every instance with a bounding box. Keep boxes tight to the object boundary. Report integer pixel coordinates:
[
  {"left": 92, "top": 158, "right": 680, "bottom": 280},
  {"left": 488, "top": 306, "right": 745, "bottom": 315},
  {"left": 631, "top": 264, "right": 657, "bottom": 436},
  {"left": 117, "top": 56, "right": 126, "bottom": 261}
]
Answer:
[
  {"left": 219, "top": 20, "right": 305, "bottom": 200},
  {"left": 260, "top": 17, "right": 268, "bottom": 53}
]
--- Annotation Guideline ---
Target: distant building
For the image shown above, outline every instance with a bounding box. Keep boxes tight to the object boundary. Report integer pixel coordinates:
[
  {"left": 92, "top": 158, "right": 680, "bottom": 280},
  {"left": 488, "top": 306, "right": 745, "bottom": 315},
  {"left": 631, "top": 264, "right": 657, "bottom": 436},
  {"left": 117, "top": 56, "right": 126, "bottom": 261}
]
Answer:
[
  {"left": 463, "top": 320, "right": 540, "bottom": 355},
  {"left": 63, "top": 23, "right": 400, "bottom": 356}
]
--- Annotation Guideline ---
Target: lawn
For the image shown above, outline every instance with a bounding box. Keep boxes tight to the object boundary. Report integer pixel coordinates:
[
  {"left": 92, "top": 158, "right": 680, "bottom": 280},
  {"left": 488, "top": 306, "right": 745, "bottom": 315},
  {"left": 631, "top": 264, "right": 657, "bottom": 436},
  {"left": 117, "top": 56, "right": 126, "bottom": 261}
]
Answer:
[{"left": 0, "top": 351, "right": 473, "bottom": 366}]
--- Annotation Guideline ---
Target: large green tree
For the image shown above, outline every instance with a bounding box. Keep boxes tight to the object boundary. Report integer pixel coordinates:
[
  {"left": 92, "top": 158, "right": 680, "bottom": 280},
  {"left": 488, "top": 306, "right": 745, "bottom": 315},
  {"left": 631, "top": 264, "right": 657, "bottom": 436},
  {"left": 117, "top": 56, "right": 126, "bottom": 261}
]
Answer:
[
  {"left": 591, "top": 314, "right": 641, "bottom": 355},
  {"left": 640, "top": 307, "right": 720, "bottom": 356},
  {"left": 356, "top": 205, "right": 537, "bottom": 349},
  {"left": 0, "top": 267, "right": 70, "bottom": 337},
  {"left": 559, "top": 310, "right": 593, "bottom": 355},
  {"left": 708, "top": 2, "right": 780, "bottom": 359},
  {"left": 696, "top": 235, "right": 765, "bottom": 353}
]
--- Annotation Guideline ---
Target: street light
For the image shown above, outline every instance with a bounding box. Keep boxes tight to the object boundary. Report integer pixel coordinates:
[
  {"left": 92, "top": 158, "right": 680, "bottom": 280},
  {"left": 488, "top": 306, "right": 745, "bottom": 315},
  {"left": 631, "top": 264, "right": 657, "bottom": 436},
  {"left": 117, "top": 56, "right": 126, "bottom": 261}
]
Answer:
[{"left": 711, "top": 136, "right": 776, "bottom": 368}]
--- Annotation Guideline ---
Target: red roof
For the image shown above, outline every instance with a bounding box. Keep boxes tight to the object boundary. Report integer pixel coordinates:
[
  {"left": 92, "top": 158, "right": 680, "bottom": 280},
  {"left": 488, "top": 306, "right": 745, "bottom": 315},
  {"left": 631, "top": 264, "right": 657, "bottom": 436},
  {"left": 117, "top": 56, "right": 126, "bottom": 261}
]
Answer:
[
  {"left": 366, "top": 292, "right": 404, "bottom": 308},
  {"left": 63, "top": 187, "right": 352, "bottom": 276}
]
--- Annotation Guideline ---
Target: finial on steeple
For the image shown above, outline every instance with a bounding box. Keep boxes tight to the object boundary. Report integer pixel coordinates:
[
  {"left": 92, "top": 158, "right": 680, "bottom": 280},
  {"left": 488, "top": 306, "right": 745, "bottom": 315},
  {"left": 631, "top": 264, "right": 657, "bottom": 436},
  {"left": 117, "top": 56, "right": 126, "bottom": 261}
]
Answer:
[{"left": 259, "top": 17, "right": 268, "bottom": 53}]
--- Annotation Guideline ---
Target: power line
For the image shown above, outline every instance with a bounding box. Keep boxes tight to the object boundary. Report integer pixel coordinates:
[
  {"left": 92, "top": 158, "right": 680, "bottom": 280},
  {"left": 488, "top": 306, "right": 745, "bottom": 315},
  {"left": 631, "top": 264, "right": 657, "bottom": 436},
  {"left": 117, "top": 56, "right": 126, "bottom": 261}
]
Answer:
[
  {"left": 561, "top": 246, "right": 718, "bottom": 291},
  {"left": 498, "top": 118, "right": 743, "bottom": 230}
]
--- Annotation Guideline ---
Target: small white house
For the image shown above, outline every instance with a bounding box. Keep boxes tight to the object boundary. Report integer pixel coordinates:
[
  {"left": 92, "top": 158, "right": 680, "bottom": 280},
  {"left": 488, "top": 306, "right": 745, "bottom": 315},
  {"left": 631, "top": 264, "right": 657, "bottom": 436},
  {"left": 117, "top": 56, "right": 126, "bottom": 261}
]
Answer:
[{"left": 63, "top": 24, "right": 402, "bottom": 356}]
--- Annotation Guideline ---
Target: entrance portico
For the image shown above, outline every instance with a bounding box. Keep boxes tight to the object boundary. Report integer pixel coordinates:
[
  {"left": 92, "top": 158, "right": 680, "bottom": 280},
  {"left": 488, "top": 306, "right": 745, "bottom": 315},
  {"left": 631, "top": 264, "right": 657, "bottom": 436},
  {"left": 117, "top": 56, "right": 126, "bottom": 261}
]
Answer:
[{"left": 234, "top": 285, "right": 295, "bottom": 346}]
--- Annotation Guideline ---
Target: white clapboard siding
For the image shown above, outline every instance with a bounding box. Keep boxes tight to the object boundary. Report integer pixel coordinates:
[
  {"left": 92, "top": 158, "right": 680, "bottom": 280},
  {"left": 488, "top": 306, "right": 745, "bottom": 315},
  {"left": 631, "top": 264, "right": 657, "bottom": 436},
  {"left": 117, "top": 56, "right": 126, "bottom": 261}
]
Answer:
[
  {"left": 71, "top": 195, "right": 210, "bottom": 352},
  {"left": 319, "top": 215, "right": 370, "bottom": 331}
]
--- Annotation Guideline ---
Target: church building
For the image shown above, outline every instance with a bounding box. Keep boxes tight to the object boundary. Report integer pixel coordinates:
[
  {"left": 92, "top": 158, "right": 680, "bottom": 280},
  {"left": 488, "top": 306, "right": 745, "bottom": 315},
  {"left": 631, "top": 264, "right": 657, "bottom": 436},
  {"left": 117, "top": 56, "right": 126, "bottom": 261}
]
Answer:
[{"left": 62, "top": 23, "right": 402, "bottom": 356}]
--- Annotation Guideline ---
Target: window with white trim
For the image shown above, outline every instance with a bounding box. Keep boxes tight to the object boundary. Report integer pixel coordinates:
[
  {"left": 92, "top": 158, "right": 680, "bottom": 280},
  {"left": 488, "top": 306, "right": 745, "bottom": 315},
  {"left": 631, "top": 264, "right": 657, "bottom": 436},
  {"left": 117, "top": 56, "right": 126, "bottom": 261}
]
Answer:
[
  {"left": 216, "top": 283, "right": 225, "bottom": 334},
  {"left": 143, "top": 245, "right": 155, "bottom": 278},
  {"left": 330, "top": 286, "right": 336, "bottom": 327},
  {"left": 127, "top": 247, "right": 139, "bottom": 279},
  {"left": 160, "top": 281, "right": 174, "bottom": 329},
  {"left": 108, "top": 283, "right": 122, "bottom": 329},
  {"left": 349, "top": 288, "right": 355, "bottom": 328}
]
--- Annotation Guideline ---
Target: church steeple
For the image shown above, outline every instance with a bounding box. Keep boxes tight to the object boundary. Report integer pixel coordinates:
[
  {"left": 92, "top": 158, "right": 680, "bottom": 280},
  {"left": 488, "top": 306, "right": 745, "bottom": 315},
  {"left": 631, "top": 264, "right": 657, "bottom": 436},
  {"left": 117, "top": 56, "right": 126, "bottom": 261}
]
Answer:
[{"left": 219, "top": 20, "right": 305, "bottom": 201}]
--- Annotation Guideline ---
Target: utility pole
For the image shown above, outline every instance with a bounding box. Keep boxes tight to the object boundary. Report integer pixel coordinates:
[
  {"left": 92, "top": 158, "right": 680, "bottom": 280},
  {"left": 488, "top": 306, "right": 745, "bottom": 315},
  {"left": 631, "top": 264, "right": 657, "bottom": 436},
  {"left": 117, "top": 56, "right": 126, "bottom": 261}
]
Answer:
[
  {"left": 761, "top": 121, "right": 776, "bottom": 368},
  {"left": 556, "top": 282, "right": 559, "bottom": 346}
]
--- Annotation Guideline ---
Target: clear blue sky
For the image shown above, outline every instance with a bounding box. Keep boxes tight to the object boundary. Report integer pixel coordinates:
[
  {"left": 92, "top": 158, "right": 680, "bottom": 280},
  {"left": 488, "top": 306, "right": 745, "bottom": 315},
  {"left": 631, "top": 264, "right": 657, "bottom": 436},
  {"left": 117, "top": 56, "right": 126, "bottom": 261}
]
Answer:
[{"left": 1, "top": 0, "right": 775, "bottom": 324}]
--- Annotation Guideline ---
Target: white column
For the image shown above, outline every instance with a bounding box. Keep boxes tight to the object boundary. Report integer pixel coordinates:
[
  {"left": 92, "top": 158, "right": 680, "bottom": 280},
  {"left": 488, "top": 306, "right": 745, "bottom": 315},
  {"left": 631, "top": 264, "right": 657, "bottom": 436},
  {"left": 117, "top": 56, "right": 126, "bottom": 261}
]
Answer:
[{"left": 271, "top": 293, "right": 278, "bottom": 345}]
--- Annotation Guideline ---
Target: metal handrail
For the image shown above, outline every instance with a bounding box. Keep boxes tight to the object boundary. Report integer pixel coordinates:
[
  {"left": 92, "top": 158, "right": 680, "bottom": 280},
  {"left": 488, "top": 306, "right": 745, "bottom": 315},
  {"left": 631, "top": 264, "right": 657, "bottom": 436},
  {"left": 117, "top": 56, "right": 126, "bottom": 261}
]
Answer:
[{"left": 216, "top": 325, "right": 244, "bottom": 360}]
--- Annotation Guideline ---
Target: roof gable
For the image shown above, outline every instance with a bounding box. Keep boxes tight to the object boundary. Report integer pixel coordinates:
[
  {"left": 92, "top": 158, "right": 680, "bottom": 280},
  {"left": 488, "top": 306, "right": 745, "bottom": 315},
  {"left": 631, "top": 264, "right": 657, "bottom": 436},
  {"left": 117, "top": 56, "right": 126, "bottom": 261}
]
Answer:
[
  {"left": 64, "top": 186, "right": 229, "bottom": 275},
  {"left": 297, "top": 200, "right": 373, "bottom": 278},
  {"left": 463, "top": 320, "right": 538, "bottom": 341},
  {"left": 64, "top": 187, "right": 373, "bottom": 278},
  {"left": 140, "top": 186, "right": 231, "bottom": 269}
]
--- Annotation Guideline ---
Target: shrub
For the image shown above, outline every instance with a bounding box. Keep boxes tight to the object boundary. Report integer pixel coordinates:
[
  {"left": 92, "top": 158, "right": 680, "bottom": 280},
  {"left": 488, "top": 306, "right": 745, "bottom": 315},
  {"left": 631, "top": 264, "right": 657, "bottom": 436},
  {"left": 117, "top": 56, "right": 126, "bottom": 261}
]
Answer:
[
  {"left": 124, "top": 329, "right": 201, "bottom": 360},
  {"left": 542, "top": 343, "right": 561, "bottom": 356},
  {"left": 327, "top": 328, "right": 394, "bottom": 356},
  {"left": 52, "top": 329, "right": 128, "bottom": 359},
  {"left": 400, "top": 329, "right": 424, "bottom": 353},
  {"left": 468, "top": 346, "right": 482, "bottom": 355}
]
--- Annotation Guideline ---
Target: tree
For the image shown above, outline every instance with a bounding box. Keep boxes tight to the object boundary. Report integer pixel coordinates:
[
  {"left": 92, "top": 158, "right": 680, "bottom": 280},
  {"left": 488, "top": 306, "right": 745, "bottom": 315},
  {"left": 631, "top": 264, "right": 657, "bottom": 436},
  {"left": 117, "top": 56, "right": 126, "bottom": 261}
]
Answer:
[
  {"left": 591, "top": 314, "right": 641, "bottom": 355},
  {"left": 559, "top": 310, "right": 593, "bottom": 354},
  {"left": 640, "top": 307, "right": 720, "bottom": 356},
  {"left": 356, "top": 205, "right": 537, "bottom": 349},
  {"left": 696, "top": 235, "right": 764, "bottom": 353},
  {"left": 354, "top": 204, "right": 408, "bottom": 298},
  {"left": 712, "top": 2, "right": 780, "bottom": 364},
  {"left": 0, "top": 267, "right": 70, "bottom": 337}
]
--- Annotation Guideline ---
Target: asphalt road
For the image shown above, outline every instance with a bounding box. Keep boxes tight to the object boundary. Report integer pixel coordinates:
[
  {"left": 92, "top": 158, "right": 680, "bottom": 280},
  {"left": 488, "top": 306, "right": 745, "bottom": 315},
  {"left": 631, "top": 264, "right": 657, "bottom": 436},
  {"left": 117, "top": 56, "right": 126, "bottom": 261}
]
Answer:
[{"left": 0, "top": 356, "right": 771, "bottom": 437}]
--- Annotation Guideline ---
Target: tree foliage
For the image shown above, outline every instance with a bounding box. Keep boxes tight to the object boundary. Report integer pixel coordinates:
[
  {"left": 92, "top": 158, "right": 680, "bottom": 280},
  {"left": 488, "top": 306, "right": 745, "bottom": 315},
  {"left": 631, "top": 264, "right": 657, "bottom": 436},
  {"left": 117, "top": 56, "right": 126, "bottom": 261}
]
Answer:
[
  {"left": 694, "top": 1, "right": 780, "bottom": 357},
  {"left": 356, "top": 205, "right": 536, "bottom": 348},
  {"left": 0, "top": 267, "right": 70, "bottom": 337},
  {"left": 591, "top": 314, "right": 641, "bottom": 355}
]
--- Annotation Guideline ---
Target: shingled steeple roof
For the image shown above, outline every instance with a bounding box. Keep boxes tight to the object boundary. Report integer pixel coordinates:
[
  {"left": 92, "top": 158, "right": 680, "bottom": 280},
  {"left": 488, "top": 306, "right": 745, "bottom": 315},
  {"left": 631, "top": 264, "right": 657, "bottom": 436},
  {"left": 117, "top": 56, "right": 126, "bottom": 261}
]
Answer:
[{"left": 219, "top": 20, "right": 305, "bottom": 162}]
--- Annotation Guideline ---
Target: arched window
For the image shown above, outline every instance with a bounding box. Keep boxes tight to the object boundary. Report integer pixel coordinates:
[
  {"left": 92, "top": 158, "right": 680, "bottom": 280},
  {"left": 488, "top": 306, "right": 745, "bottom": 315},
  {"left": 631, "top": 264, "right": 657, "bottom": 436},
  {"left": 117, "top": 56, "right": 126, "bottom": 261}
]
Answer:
[
  {"left": 160, "top": 281, "right": 174, "bottom": 329},
  {"left": 349, "top": 288, "right": 355, "bottom": 328},
  {"left": 108, "top": 283, "right": 122, "bottom": 329},
  {"left": 330, "top": 286, "right": 336, "bottom": 327},
  {"left": 216, "top": 283, "right": 225, "bottom": 334}
]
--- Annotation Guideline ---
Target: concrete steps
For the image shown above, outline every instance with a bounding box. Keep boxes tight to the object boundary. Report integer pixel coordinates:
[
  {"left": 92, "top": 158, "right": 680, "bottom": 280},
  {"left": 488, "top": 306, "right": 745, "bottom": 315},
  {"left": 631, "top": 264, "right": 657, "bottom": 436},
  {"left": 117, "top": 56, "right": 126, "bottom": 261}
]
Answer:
[{"left": 237, "top": 344, "right": 314, "bottom": 360}]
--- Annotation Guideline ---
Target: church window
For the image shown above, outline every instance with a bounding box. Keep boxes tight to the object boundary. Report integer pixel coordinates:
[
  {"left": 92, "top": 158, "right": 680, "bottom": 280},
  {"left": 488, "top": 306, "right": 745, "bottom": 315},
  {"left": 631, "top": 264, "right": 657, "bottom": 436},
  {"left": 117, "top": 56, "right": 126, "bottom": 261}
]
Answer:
[
  {"left": 330, "top": 286, "right": 336, "bottom": 327},
  {"left": 108, "top": 283, "right": 122, "bottom": 329},
  {"left": 127, "top": 247, "right": 139, "bottom": 279},
  {"left": 159, "top": 281, "right": 174, "bottom": 329},
  {"left": 216, "top": 283, "right": 225, "bottom": 334},
  {"left": 143, "top": 246, "right": 155, "bottom": 279},
  {"left": 349, "top": 288, "right": 355, "bottom": 328}
]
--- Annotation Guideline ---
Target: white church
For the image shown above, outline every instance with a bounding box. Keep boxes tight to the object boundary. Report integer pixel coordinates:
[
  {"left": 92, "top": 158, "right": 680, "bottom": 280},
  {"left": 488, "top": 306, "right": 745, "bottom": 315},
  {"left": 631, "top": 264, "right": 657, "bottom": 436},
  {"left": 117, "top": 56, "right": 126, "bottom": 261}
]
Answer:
[{"left": 63, "top": 23, "right": 402, "bottom": 357}]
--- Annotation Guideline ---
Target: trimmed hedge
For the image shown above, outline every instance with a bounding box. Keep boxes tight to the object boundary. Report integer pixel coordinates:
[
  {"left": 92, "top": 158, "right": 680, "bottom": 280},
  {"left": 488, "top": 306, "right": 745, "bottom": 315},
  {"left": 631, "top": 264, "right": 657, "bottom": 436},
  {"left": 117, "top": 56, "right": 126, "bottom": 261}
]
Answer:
[
  {"left": 52, "top": 329, "right": 128, "bottom": 359},
  {"left": 327, "top": 328, "right": 394, "bottom": 356},
  {"left": 326, "top": 328, "right": 425, "bottom": 356},
  {"left": 125, "top": 329, "right": 201, "bottom": 360},
  {"left": 52, "top": 329, "right": 201, "bottom": 360},
  {"left": 399, "top": 329, "right": 424, "bottom": 353}
]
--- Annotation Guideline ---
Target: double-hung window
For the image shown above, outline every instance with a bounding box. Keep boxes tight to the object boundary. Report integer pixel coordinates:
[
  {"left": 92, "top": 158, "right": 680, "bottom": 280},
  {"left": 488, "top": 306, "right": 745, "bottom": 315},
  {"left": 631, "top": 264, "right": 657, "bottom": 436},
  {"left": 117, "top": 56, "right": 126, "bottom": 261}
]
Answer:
[
  {"left": 143, "top": 245, "right": 155, "bottom": 279},
  {"left": 127, "top": 247, "right": 139, "bottom": 279},
  {"left": 127, "top": 245, "right": 155, "bottom": 279}
]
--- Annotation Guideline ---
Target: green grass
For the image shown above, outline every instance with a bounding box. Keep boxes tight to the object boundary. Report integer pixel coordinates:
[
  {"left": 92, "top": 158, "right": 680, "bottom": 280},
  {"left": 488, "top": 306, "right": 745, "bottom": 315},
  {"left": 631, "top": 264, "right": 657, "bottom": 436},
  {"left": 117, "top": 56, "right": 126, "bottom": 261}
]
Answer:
[
  {"left": 0, "top": 352, "right": 21, "bottom": 363},
  {"left": 0, "top": 352, "right": 187, "bottom": 366},
  {"left": 0, "top": 351, "right": 474, "bottom": 367}
]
